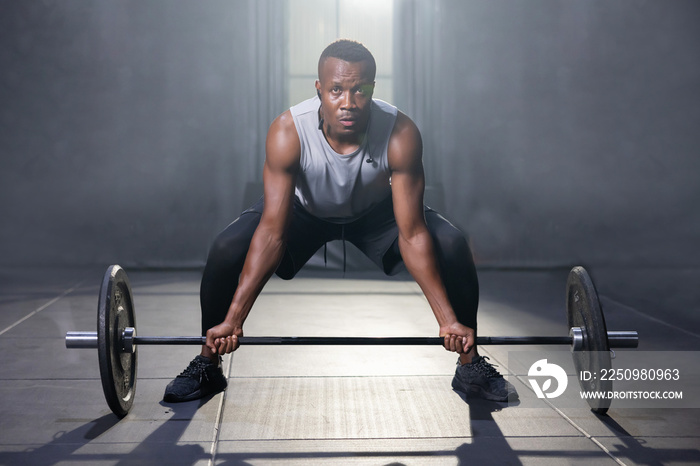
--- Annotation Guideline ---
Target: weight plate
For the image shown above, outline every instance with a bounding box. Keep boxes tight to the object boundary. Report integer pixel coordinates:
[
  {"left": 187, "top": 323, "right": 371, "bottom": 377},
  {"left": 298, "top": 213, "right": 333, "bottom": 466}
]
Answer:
[
  {"left": 97, "top": 265, "right": 137, "bottom": 418},
  {"left": 566, "top": 266, "right": 612, "bottom": 414}
]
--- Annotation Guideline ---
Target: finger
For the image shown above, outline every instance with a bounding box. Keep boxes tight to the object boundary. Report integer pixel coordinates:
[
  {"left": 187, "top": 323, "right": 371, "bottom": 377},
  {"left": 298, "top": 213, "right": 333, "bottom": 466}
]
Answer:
[
  {"left": 217, "top": 337, "right": 230, "bottom": 355},
  {"left": 207, "top": 340, "right": 217, "bottom": 354},
  {"left": 222, "top": 336, "right": 233, "bottom": 354},
  {"left": 446, "top": 334, "right": 457, "bottom": 352},
  {"left": 464, "top": 335, "right": 474, "bottom": 354},
  {"left": 448, "top": 334, "right": 458, "bottom": 353},
  {"left": 206, "top": 332, "right": 216, "bottom": 354}
]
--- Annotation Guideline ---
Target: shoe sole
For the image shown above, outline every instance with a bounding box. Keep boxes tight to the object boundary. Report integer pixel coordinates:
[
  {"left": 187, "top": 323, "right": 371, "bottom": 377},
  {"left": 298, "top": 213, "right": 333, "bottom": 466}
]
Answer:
[
  {"left": 452, "top": 377, "right": 517, "bottom": 402},
  {"left": 163, "top": 383, "right": 227, "bottom": 403}
]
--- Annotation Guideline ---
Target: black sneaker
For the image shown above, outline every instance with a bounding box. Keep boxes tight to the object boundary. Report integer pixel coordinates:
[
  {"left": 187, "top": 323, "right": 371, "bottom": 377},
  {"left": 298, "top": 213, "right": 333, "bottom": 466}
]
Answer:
[
  {"left": 452, "top": 355, "right": 518, "bottom": 402},
  {"left": 163, "top": 355, "right": 227, "bottom": 403}
]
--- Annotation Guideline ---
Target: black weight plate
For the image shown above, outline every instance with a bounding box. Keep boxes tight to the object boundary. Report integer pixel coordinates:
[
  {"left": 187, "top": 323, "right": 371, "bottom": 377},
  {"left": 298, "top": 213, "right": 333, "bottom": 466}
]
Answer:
[
  {"left": 97, "top": 265, "right": 137, "bottom": 418},
  {"left": 567, "top": 266, "right": 612, "bottom": 414}
]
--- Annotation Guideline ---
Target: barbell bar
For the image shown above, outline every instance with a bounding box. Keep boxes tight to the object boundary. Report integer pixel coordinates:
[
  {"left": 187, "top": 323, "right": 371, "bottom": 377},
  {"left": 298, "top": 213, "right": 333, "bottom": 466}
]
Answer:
[
  {"left": 67, "top": 329, "right": 639, "bottom": 351},
  {"left": 66, "top": 264, "right": 639, "bottom": 418}
]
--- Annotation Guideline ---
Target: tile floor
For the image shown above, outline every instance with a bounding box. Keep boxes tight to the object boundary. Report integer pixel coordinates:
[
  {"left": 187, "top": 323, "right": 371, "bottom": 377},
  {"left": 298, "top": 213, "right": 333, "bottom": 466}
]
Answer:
[{"left": 0, "top": 266, "right": 698, "bottom": 465}]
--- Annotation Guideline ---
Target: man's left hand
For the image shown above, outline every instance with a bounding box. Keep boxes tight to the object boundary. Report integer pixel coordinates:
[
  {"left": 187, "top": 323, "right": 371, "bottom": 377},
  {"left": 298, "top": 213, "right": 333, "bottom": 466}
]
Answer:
[{"left": 439, "top": 322, "right": 475, "bottom": 354}]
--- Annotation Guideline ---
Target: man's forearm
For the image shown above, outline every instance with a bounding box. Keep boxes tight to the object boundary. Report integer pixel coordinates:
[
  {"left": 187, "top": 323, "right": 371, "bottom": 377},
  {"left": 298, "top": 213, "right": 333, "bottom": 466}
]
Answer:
[
  {"left": 398, "top": 231, "right": 460, "bottom": 328},
  {"left": 222, "top": 227, "right": 286, "bottom": 328}
]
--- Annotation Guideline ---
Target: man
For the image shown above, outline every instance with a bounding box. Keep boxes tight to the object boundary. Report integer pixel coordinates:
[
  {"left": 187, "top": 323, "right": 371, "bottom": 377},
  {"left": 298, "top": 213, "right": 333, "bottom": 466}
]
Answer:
[{"left": 163, "top": 40, "right": 517, "bottom": 403}]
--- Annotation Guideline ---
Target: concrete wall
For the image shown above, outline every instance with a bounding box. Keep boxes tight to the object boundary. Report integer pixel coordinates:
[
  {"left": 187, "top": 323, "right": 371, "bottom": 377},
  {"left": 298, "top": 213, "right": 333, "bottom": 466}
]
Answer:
[
  {"left": 398, "top": 0, "right": 700, "bottom": 270},
  {"left": 1, "top": 0, "right": 698, "bottom": 276},
  {"left": 0, "top": 0, "right": 284, "bottom": 267}
]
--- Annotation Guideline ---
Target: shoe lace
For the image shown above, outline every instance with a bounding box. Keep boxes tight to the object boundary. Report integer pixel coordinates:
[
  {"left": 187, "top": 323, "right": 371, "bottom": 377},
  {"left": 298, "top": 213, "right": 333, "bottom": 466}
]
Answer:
[
  {"left": 471, "top": 356, "right": 503, "bottom": 379},
  {"left": 179, "top": 357, "right": 211, "bottom": 382}
]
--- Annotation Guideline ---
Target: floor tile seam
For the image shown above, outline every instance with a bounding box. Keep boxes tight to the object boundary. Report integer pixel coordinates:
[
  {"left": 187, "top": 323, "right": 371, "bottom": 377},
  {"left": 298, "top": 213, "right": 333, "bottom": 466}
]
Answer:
[
  {"left": 0, "top": 375, "right": 454, "bottom": 381},
  {"left": 223, "top": 374, "right": 455, "bottom": 379},
  {"left": 0, "top": 377, "right": 103, "bottom": 381},
  {"left": 485, "top": 350, "right": 628, "bottom": 466},
  {"left": 212, "top": 435, "right": 590, "bottom": 442},
  {"left": 2, "top": 434, "right": 687, "bottom": 448},
  {"left": 0, "top": 440, "right": 211, "bottom": 446},
  {"left": 0, "top": 281, "right": 84, "bottom": 337},
  {"left": 132, "top": 291, "right": 420, "bottom": 296},
  {"left": 208, "top": 352, "right": 234, "bottom": 466},
  {"left": 261, "top": 291, "right": 420, "bottom": 295},
  {"left": 532, "top": 394, "right": 628, "bottom": 466},
  {"left": 600, "top": 293, "right": 700, "bottom": 340},
  {"left": 524, "top": 392, "right": 629, "bottom": 466},
  {"left": 588, "top": 435, "right": 700, "bottom": 439}
]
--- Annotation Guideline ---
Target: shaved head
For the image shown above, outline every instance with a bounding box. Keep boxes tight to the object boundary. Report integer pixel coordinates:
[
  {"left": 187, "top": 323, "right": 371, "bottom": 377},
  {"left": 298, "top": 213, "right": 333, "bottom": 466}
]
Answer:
[{"left": 318, "top": 39, "right": 376, "bottom": 82}]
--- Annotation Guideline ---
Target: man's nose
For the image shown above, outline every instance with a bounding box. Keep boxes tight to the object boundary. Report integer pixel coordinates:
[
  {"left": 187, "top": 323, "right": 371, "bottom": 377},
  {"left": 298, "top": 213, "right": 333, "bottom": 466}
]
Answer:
[{"left": 341, "top": 91, "right": 357, "bottom": 109}]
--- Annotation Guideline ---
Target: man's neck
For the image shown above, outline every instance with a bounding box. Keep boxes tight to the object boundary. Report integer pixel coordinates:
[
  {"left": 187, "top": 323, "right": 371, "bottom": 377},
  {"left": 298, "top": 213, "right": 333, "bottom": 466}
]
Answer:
[{"left": 322, "top": 123, "right": 367, "bottom": 155}]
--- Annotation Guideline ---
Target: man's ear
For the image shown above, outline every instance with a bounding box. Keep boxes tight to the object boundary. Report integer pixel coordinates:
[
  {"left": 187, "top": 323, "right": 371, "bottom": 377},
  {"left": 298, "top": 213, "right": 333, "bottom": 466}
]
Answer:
[{"left": 315, "top": 80, "right": 321, "bottom": 98}]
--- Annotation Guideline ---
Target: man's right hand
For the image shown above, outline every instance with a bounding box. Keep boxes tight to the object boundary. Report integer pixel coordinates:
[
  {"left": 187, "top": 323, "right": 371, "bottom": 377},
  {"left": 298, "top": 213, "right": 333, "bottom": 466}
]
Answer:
[{"left": 206, "top": 321, "right": 243, "bottom": 355}]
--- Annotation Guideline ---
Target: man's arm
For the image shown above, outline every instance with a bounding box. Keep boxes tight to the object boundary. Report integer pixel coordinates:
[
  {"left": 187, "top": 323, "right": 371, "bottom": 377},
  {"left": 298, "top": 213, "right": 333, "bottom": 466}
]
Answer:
[
  {"left": 388, "top": 112, "right": 474, "bottom": 354},
  {"left": 206, "top": 110, "right": 300, "bottom": 355}
]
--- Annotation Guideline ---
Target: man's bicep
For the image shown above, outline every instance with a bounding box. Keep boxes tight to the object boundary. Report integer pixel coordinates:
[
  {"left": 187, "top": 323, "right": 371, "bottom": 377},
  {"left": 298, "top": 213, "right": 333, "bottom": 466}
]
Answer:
[
  {"left": 389, "top": 114, "right": 426, "bottom": 235},
  {"left": 260, "top": 112, "right": 301, "bottom": 227},
  {"left": 391, "top": 169, "right": 426, "bottom": 237}
]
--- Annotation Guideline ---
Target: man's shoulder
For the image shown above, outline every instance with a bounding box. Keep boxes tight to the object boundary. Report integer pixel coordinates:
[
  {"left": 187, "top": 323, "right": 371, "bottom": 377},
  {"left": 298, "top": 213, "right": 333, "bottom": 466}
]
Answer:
[
  {"left": 371, "top": 98, "right": 398, "bottom": 117},
  {"left": 389, "top": 111, "right": 420, "bottom": 142},
  {"left": 269, "top": 109, "right": 298, "bottom": 139}
]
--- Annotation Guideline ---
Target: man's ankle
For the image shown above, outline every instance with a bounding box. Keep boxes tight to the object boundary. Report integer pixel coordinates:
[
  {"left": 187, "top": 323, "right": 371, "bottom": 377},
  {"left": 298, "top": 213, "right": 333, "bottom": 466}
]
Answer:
[
  {"left": 459, "top": 351, "right": 478, "bottom": 365},
  {"left": 200, "top": 347, "right": 220, "bottom": 366}
]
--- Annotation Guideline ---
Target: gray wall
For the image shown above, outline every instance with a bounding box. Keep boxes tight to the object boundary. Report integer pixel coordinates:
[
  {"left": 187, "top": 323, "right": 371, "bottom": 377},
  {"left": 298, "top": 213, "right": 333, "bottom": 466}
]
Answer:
[
  {"left": 1, "top": 0, "right": 698, "bottom": 278},
  {"left": 0, "top": 0, "right": 285, "bottom": 267},
  {"left": 396, "top": 0, "right": 700, "bottom": 269}
]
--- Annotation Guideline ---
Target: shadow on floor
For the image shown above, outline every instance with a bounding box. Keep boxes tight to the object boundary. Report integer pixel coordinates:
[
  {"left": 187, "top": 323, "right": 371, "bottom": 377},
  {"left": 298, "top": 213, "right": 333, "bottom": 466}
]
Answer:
[
  {"left": 2, "top": 391, "right": 699, "bottom": 465},
  {"left": 597, "top": 415, "right": 700, "bottom": 466},
  {"left": 0, "top": 397, "right": 212, "bottom": 465}
]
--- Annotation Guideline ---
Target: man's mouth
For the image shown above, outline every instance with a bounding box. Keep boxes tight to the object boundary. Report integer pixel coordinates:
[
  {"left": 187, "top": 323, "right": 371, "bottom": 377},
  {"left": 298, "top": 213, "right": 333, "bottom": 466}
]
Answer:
[{"left": 339, "top": 118, "right": 356, "bottom": 127}]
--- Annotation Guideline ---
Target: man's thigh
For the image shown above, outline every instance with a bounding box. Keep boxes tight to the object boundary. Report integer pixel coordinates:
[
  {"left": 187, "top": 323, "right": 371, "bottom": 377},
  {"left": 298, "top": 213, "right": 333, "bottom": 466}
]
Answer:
[{"left": 276, "top": 199, "right": 340, "bottom": 279}]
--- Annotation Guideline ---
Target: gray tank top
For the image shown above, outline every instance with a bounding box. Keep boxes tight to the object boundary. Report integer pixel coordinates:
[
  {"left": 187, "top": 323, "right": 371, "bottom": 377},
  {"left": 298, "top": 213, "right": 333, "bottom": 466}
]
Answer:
[{"left": 290, "top": 95, "right": 398, "bottom": 223}]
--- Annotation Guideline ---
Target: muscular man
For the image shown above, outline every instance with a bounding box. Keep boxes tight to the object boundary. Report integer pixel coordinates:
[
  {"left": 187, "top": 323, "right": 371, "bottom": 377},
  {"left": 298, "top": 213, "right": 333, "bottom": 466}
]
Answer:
[{"left": 163, "top": 40, "right": 517, "bottom": 403}]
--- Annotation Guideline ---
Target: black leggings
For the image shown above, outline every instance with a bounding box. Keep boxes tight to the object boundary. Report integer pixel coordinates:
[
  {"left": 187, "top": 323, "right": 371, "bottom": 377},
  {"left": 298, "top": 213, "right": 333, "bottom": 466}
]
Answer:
[{"left": 200, "top": 196, "right": 479, "bottom": 333}]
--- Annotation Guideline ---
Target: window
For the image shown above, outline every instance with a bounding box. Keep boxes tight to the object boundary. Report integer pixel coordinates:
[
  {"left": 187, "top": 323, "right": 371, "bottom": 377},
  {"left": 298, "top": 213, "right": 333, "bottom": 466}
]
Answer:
[{"left": 287, "top": 0, "right": 394, "bottom": 107}]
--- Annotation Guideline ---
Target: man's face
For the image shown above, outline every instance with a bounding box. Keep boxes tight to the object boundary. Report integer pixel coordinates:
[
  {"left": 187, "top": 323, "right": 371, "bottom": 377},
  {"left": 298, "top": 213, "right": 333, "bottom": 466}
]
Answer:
[{"left": 315, "top": 57, "right": 375, "bottom": 141}]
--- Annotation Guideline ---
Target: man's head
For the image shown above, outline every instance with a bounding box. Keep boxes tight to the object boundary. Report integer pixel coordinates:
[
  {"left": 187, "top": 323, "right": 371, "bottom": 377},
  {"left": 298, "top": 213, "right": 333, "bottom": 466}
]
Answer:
[
  {"left": 317, "top": 39, "right": 376, "bottom": 83},
  {"left": 315, "top": 40, "right": 376, "bottom": 144}
]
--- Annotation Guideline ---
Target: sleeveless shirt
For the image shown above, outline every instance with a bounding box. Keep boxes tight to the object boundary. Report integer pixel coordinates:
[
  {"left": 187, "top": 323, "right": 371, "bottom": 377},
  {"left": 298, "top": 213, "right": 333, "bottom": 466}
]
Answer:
[{"left": 290, "top": 95, "right": 398, "bottom": 223}]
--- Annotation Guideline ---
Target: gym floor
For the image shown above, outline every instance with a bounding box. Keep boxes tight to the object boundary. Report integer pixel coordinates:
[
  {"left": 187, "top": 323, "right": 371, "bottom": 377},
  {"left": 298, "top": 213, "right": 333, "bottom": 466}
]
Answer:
[{"left": 0, "top": 265, "right": 698, "bottom": 465}]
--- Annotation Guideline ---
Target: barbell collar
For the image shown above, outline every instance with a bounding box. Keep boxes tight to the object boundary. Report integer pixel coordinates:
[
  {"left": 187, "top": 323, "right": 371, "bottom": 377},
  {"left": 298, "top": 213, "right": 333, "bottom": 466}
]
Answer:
[
  {"left": 570, "top": 327, "right": 584, "bottom": 352},
  {"left": 606, "top": 330, "right": 639, "bottom": 348},
  {"left": 65, "top": 331, "right": 99, "bottom": 349},
  {"left": 122, "top": 327, "right": 136, "bottom": 353}
]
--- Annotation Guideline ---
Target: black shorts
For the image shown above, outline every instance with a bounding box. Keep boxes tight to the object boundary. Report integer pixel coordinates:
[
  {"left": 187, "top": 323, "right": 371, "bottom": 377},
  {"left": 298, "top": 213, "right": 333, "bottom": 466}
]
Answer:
[
  {"left": 244, "top": 194, "right": 418, "bottom": 278},
  {"left": 201, "top": 194, "right": 479, "bottom": 331}
]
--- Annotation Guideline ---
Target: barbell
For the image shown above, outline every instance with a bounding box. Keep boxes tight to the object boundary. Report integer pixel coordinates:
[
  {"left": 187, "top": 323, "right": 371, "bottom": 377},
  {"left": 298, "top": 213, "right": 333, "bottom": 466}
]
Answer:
[{"left": 66, "top": 264, "right": 638, "bottom": 418}]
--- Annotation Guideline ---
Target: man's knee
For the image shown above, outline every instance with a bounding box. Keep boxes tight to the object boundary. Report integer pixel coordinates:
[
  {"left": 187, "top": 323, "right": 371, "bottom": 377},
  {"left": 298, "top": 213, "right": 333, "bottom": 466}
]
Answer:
[
  {"left": 431, "top": 223, "right": 472, "bottom": 262},
  {"left": 206, "top": 215, "right": 259, "bottom": 266}
]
